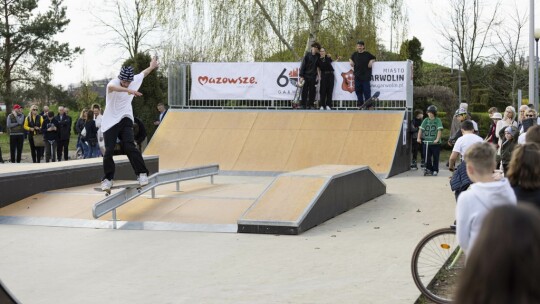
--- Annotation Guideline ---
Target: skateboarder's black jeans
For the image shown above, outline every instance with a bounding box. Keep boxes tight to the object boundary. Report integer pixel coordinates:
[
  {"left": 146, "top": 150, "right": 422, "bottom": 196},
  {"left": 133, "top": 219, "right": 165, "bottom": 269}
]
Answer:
[
  {"left": 320, "top": 73, "right": 334, "bottom": 108},
  {"left": 102, "top": 117, "right": 148, "bottom": 181},
  {"left": 301, "top": 77, "right": 317, "bottom": 108},
  {"left": 354, "top": 78, "right": 371, "bottom": 106}
]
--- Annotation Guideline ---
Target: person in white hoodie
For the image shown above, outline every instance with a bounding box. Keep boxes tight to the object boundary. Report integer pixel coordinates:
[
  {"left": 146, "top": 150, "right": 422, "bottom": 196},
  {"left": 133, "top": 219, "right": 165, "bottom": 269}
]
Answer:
[{"left": 456, "top": 142, "right": 517, "bottom": 256}]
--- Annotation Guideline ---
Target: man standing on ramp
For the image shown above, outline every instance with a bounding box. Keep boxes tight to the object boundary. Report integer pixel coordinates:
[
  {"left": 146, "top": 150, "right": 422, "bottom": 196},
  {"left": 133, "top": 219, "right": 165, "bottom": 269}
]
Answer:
[
  {"left": 100, "top": 57, "right": 159, "bottom": 191},
  {"left": 349, "top": 40, "right": 376, "bottom": 108}
]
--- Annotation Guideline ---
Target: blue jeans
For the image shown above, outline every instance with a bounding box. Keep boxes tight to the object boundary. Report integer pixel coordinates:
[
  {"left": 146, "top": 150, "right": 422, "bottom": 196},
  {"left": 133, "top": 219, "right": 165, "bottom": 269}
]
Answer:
[
  {"left": 354, "top": 78, "right": 371, "bottom": 107},
  {"left": 85, "top": 141, "right": 99, "bottom": 158}
]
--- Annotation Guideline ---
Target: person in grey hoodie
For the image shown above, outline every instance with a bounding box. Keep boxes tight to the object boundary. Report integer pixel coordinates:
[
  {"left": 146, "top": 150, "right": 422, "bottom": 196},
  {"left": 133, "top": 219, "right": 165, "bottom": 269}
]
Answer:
[
  {"left": 6, "top": 104, "right": 25, "bottom": 163},
  {"left": 456, "top": 142, "right": 517, "bottom": 256}
]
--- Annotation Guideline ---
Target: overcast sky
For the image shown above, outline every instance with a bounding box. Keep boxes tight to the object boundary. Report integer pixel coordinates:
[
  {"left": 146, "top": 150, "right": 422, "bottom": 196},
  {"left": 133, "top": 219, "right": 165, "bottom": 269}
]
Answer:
[{"left": 48, "top": 0, "right": 536, "bottom": 87}]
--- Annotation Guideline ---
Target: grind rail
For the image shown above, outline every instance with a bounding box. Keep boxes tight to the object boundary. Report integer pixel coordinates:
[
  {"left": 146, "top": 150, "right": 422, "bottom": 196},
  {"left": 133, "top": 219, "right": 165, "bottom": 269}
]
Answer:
[{"left": 92, "top": 164, "right": 219, "bottom": 229}]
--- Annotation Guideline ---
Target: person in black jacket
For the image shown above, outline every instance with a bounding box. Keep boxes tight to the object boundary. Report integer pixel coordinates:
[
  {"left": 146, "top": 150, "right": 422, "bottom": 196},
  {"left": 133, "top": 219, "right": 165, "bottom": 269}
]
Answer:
[
  {"left": 299, "top": 42, "right": 321, "bottom": 109},
  {"left": 317, "top": 47, "right": 337, "bottom": 110},
  {"left": 410, "top": 109, "right": 425, "bottom": 169},
  {"left": 55, "top": 106, "right": 72, "bottom": 161},
  {"left": 153, "top": 103, "right": 168, "bottom": 126},
  {"left": 83, "top": 112, "right": 99, "bottom": 158},
  {"left": 134, "top": 117, "right": 147, "bottom": 152},
  {"left": 42, "top": 111, "right": 59, "bottom": 162},
  {"left": 74, "top": 109, "right": 88, "bottom": 159}
]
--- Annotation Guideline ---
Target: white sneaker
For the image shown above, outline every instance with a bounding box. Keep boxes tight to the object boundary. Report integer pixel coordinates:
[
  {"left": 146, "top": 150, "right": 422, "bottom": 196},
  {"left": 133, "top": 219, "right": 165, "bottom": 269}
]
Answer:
[
  {"left": 101, "top": 179, "right": 113, "bottom": 191},
  {"left": 138, "top": 173, "right": 149, "bottom": 186},
  {"left": 325, "top": 106, "right": 331, "bottom": 110},
  {"left": 320, "top": 106, "right": 324, "bottom": 110}
]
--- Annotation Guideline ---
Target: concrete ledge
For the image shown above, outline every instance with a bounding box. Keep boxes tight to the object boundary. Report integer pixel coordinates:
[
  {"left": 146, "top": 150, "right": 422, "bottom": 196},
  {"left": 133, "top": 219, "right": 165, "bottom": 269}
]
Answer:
[{"left": 0, "top": 155, "right": 159, "bottom": 208}]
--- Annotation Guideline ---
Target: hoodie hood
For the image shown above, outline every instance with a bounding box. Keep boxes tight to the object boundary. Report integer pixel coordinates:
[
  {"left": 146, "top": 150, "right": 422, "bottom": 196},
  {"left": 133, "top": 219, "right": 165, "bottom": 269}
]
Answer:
[{"left": 469, "top": 179, "right": 517, "bottom": 211}]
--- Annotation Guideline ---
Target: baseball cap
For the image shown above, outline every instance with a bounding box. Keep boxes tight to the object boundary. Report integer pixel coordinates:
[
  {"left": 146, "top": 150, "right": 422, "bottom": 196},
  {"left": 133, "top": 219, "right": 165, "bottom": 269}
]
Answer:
[
  {"left": 492, "top": 112, "right": 502, "bottom": 119},
  {"left": 456, "top": 108, "right": 467, "bottom": 115},
  {"left": 13, "top": 104, "right": 21, "bottom": 110}
]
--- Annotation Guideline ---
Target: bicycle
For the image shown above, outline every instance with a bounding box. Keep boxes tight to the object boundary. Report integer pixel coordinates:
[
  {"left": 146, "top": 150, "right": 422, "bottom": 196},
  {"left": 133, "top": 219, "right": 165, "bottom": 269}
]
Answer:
[{"left": 411, "top": 225, "right": 465, "bottom": 304}]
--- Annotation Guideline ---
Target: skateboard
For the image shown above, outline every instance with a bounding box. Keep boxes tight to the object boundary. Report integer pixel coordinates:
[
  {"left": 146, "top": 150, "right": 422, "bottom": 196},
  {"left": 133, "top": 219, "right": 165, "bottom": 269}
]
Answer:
[
  {"left": 358, "top": 91, "right": 380, "bottom": 110},
  {"left": 94, "top": 182, "right": 142, "bottom": 196}
]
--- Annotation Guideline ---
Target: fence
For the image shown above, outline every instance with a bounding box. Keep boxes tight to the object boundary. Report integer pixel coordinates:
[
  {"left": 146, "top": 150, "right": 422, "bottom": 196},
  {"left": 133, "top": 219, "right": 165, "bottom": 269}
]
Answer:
[{"left": 168, "top": 61, "right": 413, "bottom": 111}]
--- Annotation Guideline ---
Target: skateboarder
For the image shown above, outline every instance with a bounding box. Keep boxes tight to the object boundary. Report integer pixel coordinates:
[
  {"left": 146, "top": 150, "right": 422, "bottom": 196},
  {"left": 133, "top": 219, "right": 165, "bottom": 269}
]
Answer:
[{"left": 100, "top": 57, "right": 159, "bottom": 191}]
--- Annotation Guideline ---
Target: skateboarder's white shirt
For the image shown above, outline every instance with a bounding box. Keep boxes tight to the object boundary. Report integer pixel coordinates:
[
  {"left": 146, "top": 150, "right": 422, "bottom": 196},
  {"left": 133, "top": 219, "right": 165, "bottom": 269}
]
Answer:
[{"left": 101, "top": 72, "right": 144, "bottom": 133}]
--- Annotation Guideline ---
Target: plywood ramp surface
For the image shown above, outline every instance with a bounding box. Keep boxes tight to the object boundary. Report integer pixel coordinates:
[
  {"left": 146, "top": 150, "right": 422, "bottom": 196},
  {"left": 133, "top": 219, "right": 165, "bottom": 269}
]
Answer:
[
  {"left": 146, "top": 110, "right": 404, "bottom": 174},
  {"left": 241, "top": 176, "right": 326, "bottom": 222}
]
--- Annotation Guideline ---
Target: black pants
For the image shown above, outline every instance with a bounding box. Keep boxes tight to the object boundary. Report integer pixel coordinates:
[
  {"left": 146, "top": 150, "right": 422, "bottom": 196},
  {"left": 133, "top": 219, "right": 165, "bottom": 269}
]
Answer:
[
  {"left": 411, "top": 141, "right": 424, "bottom": 163},
  {"left": 301, "top": 77, "right": 317, "bottom": 109},
  {"left": 319, "top": 73, "right": 334, "bottom": 108},
  {"left": 28, "top": 135, "right": 44, "bottom": 163},
  {"left": 57, "top": 139, "right": 69, "bottom": 161},
  {"left": 425, "top": 143, "right": 441, "bottom": 172},
  {"left": 103, "top": 117, "right": 148, "bottom": 181},
  {"left": 9, "top": 135, "right": 24, "bottom": 163}
]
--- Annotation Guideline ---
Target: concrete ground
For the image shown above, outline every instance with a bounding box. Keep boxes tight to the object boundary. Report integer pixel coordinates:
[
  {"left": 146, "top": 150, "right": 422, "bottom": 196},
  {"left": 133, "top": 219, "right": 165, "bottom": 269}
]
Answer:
[{"left": 0, "top": 168, "right": 455, "bottom": 304}]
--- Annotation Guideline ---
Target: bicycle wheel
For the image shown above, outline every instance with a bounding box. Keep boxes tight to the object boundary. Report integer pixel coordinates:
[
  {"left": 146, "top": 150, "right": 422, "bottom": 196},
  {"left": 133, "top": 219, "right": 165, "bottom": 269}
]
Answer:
[{"left": 411, "top": 227, "right": 464, "bottom": 304}]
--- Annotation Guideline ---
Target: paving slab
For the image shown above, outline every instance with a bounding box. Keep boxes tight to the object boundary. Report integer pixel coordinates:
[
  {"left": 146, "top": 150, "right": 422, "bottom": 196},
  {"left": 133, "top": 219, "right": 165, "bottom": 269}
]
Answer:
[{"left": 0, "top": 169, "right": 455, "bottom": 304}]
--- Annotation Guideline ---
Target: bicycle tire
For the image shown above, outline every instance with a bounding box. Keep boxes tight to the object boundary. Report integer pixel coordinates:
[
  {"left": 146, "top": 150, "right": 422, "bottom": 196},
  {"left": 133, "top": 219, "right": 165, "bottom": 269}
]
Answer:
[{"left": 411, "top": 227, "right": 464, "bottom": 304}]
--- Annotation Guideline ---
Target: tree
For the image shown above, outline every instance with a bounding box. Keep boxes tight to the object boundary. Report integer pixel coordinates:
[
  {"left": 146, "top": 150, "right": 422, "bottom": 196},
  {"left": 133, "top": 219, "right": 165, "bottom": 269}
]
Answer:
[
  {"left": 400, "top": 37, "right": 424, "bottom": 85},
  {"left": 491, "top": 3, "right": 527, "bottom": 106},
  {"left": 434, "top": 0, "right": 501, "bottom": 104},
  {"left": 0, "top": 0, "right": 82, "bottom": 112},
  {"left": 92, "top": 0, "right": 161, "bottom": 59},
  {"left": 150, "top": 0, "right": 399, "bottom": 62},
  {"left": 76, "top": 82, "right": 101, "bottom": 110}
]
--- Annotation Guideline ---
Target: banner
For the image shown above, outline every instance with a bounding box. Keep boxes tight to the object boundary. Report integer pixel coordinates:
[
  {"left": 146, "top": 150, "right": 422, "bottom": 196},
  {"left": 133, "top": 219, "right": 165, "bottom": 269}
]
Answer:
[
  {"left": 190, "top": 61, "right": 410, "bottom": 101},
  {"left": 333, "top": 61, "right": 408, "bottom": 101},
  {"left": 261, "top": 62, "right": 302, "bottom": 101},
  {"left": 190, "top": 63, "right": 263, "bottom": 100}
]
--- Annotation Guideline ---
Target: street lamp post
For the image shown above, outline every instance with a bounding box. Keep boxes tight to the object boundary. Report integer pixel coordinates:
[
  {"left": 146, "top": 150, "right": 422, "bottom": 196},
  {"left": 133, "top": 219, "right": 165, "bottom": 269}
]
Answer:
[
  {"left": 457, "top": 60, "right": 462, "bottom": 103},
  {"left": 450, "top": 38, "right": 454, "bottom": 74},
  {"left": 535, "top": 29, "right": 540, "bottom": 109}
]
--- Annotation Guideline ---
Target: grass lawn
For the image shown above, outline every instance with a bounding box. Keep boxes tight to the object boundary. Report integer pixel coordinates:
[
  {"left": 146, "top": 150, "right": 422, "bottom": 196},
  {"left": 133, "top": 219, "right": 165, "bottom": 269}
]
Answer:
[{"left": 0, "top": 133, "right": 79, "bottom": 161}]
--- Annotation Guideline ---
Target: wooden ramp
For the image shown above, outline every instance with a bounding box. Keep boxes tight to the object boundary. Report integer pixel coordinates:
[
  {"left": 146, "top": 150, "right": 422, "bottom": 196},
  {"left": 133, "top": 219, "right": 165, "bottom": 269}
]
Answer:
[
  {"left": 144, "top": 110, "right": 409, "bottom": 177},
  {"left": 237, "top": 165, "right": 386, "bottom": 235}
]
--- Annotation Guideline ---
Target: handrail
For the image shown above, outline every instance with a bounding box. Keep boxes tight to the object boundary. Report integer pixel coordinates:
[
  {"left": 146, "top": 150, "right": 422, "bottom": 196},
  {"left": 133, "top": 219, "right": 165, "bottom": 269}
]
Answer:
[{"left": 92, "top": 164, "right": 219, "bottom": 229}]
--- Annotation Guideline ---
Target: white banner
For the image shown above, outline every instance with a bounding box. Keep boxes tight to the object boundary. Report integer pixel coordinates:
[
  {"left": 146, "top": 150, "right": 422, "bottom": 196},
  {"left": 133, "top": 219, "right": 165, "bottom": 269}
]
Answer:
[
  {"left": 262, "top": 62, "right": 302, "bottom": 101},
  {"left": 190, "top": 61, "right": 409, "bottom": 101},
  {"left": 332, "top": 61, "right": 408, "bottom": 101},
  {"left": 190, "top": 63, "right": 263, "bottom": 100}
]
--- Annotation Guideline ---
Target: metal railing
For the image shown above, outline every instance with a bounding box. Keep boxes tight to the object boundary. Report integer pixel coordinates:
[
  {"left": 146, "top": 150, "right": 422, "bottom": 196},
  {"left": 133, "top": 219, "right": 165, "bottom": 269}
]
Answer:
[
  {"left": 168, "top": 61, "right": 410, "bottom": 111},
  {"left": 170, "top": 99, "right": 407, "bottom": 111},
  {"left": 92, "top": 164, "right": 219, "bottom": 229}
]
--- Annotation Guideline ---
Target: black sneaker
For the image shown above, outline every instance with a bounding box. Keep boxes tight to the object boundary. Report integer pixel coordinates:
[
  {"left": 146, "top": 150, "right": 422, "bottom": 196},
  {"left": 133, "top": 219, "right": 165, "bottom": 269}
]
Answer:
[
  {"left": 420, "top": 162, "right": 425, "bottom": 168},
  {"left": 424, "top": 169, "right": 433, "bottom": 176}
]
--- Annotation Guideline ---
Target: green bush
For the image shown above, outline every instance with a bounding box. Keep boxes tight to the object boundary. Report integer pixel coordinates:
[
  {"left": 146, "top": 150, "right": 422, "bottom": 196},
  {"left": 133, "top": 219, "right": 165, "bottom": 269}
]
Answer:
[{"left": 469, "top": 103, "right": 488, "bottom": 112}]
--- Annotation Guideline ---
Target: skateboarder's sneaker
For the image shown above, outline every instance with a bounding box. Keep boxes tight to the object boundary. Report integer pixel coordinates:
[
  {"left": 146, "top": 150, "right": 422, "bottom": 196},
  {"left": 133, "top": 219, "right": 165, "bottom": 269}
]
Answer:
[
  {"left": 433, "top": 171, "right": 438, "bottom": 176},
  {"left": 101, "top": 179, "right": 113, "bottom": 191},
  {"left": 424, "top": 169, "right": 433, "bottom": 176},
  {"left": 325, "top": 106, "right": 331, "bottom": 110},
  {"left": 138, "top": 173, "right": 149, "bottom": 186}
]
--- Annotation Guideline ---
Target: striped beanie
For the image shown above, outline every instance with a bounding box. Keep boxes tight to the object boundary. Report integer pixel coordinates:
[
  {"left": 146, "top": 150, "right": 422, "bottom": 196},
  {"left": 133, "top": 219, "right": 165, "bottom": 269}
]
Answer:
[{"left": 118, "top": 66, "right": 135, "bottom": 82}]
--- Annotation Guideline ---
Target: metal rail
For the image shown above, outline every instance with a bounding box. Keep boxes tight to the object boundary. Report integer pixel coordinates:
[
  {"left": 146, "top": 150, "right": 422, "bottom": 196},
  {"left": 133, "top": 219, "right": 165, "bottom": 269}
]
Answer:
[{"left": 92, "top": 164, "right": 219, "bottom": 229}]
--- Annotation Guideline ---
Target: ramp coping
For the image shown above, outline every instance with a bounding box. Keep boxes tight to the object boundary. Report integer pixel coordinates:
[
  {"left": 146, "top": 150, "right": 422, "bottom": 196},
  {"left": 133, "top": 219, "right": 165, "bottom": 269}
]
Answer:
[{"left": 92, "top": 164, "right": 219, "bottom": 229}]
